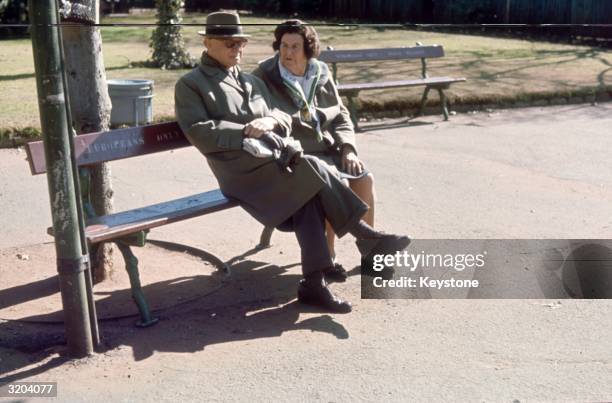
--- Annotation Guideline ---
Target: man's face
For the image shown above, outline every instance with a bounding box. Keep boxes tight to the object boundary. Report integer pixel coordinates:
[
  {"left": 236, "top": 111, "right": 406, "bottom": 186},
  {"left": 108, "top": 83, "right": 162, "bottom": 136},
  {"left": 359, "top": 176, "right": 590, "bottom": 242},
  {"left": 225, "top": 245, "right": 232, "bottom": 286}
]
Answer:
[{"left": 204, "top": 37, "right": 248, "bottom": 68}]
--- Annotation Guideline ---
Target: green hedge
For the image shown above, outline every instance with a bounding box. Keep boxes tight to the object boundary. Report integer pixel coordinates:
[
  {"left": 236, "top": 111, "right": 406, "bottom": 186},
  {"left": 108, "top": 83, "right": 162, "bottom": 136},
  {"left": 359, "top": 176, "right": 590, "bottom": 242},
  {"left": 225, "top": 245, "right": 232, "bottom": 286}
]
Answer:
[{"left": 0, "top": 127, "right": 41, "bottom": 148}]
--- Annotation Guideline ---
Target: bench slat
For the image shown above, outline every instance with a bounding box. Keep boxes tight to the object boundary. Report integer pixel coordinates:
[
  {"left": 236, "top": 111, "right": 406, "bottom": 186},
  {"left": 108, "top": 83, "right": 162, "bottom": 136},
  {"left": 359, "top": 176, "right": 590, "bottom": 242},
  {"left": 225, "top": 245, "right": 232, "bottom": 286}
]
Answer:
[
  {"left": 338, "top": 76, "right": 466, "bottom": 92},
  {"left": 84, "top": 189, "right": 238, "bottom": 243},
  {"left": 26, "top": 121, "right": 191, "bottom": 175},
  {"left": 319, "top": 45, "right": 444, "bottom": 63}
]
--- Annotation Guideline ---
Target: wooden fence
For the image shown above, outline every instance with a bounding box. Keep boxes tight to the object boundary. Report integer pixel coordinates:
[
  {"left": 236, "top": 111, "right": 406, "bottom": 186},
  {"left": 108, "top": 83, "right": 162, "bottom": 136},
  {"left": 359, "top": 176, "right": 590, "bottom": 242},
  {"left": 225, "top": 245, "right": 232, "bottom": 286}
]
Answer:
[
  {"left": 182, "top": 0, "right": 611, "bottom": 39},
  {"left": 185, "top": 0, "right": 610, "bottom": 23}
]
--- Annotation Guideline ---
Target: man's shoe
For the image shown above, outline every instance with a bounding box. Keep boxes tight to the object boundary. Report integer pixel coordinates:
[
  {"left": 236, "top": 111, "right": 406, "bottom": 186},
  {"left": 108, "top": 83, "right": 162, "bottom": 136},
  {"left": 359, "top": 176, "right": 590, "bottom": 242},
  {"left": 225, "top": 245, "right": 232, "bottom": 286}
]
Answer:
[
  {"left": 358, "top": 234, "right": 411, "bottom": 277},
  {"left": 324, "top": 262, "right": 348, "bottom": 282},
  {"left": 297, "top": 279, "right": 352, "bottom": 313},
  {"left": 356, "top": 233, "right": 411, "bottom": 258}
]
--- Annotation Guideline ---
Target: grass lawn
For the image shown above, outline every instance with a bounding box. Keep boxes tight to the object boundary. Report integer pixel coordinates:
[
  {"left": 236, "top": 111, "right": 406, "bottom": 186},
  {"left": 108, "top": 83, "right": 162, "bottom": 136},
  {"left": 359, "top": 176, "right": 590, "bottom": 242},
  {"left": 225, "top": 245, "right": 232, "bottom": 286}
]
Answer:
[{"left": 1, "top": 11, "right": 611, "bottom": 130}]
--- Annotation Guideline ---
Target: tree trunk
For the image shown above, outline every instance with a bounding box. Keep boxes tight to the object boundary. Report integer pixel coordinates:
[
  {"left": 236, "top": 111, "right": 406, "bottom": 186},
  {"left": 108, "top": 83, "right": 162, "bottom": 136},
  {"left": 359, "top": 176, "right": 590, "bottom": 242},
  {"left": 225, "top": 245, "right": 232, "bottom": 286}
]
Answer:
[{"left": 60, "top": 2, "right": 114, "bottom": 282}]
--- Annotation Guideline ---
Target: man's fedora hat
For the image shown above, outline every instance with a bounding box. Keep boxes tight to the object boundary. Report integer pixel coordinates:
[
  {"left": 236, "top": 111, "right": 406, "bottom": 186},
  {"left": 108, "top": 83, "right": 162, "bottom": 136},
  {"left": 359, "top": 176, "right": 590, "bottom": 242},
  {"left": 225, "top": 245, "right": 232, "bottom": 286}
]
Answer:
[{"left": 198, "top": 11, "right": 250, "bottom": 38}]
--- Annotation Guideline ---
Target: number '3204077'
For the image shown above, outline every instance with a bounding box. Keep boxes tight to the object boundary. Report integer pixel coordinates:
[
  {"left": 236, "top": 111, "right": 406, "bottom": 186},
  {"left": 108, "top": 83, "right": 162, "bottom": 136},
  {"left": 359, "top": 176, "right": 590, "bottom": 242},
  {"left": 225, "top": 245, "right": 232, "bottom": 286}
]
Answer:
[{"left": 0, "top": 382, "right": 57, "bottom": 397}]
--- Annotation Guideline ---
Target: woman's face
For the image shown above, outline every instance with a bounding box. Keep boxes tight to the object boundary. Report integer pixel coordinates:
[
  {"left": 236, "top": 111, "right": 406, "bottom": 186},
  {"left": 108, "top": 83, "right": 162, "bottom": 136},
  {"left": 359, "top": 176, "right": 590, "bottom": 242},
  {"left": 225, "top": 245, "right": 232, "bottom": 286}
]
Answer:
[{"left": 279, "top": 33, "right": 309, "bottom": 76}]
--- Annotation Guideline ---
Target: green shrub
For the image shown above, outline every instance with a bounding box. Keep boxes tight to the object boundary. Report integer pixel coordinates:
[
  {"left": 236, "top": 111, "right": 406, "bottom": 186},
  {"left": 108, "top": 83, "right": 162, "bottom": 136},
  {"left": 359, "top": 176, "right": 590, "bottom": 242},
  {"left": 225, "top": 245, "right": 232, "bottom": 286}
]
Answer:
[
  {"left": 0, "top": 0, "right": 28, "bottom": 38},
  {"left": 0, "top": 127, "right": 42, "bottom": 148},
  {"left": 149, "top": 0, "right": 195, "bottom": 69}
]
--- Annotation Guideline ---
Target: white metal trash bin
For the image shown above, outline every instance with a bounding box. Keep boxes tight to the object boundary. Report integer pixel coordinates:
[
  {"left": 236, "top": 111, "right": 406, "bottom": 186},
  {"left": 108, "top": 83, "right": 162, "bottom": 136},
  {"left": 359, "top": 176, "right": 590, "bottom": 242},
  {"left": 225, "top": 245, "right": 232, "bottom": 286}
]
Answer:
[{"left": 107, "top": 79, "right": 154, "bottom": 126}]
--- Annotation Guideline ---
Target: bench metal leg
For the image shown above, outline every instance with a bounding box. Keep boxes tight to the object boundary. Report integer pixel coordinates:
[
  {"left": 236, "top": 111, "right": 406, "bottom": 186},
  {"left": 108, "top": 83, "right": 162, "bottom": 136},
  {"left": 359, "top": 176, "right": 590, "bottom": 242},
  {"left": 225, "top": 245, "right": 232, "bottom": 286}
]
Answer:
[
  {"left": 115, "top": 242, "right": 159, "bottom": 328},
  {"left": 258, "top": 226, "right": 274, "bottom": 249},
  {"left": 346, "top": 94, "right": 360, "bottom": 131},
  {"left": 437, "top": 88, "right": 449, "bottom": 121},
  {"left": 418, "top": 87, "right": 431, "bottom": 117}
]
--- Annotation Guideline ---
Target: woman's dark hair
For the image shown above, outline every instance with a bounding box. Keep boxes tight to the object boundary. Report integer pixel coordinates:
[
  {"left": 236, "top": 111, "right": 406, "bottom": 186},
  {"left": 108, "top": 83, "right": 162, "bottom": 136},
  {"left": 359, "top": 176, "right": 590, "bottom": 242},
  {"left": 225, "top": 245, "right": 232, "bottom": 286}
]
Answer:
[{"left": 272, "top": 19, "right": 320, "bottom": 59}]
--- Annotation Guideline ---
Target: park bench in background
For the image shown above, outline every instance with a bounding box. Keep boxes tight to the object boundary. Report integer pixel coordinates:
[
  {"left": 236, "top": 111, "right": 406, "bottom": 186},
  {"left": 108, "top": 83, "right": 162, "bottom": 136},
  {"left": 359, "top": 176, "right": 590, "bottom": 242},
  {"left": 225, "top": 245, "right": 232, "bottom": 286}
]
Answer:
[
  {"left": 25, "top": 122, "right": 238, "bottom": 327},
  {"left": 319, "top": 43, "right": 466, "bottom": 130}
]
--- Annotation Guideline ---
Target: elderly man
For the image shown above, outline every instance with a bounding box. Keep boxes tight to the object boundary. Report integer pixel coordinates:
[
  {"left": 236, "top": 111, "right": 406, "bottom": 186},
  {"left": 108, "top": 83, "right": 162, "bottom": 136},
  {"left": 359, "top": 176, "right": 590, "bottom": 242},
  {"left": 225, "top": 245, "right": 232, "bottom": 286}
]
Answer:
[{"left": 175, "top": 11, "right": 410, "bottom": 313}]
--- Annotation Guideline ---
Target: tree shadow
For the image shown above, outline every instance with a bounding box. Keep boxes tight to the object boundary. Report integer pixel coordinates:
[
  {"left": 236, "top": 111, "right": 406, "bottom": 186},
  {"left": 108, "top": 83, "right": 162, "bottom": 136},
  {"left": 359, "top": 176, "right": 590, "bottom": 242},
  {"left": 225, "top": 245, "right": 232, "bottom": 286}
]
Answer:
[
  {"left": 359, "top": 119, "right": 433, "bottom": 133},
  {"left": 444, "top": 48, "right": 608, "bottom": 85},
  {"left": 342, "top": 47, "right": 610, "bottom": 93},
  {"left": 0, "top": 64, "right": 133, "bottom": 82},
  {"left": 595, "top": 56, "right": 612, "bottom": 87},
  {"left": 0, "top": 276, "right": 59, "bottom": 312}
]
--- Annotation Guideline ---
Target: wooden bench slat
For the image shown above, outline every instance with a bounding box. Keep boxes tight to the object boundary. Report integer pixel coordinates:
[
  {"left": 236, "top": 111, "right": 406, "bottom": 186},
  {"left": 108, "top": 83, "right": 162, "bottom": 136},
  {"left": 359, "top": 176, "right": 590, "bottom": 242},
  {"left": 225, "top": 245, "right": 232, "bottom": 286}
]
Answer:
[
  {"left": 338, "top": 76, "right": 466, "bottom": 92},
  {"left": 84, "top": 189, "right": 238, "bottom": 243},
  {"left": 25, "top": 121, "right": 191, "bottom": 175},
  {"left": 319, "top": 45, "right": 444, "bottom": 63}
]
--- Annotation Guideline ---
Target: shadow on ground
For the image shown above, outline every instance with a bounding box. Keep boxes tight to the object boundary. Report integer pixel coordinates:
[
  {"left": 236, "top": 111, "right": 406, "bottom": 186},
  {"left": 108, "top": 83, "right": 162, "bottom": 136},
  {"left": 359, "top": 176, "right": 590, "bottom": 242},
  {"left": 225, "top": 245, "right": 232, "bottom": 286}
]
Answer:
[
  {"left": 0, "top": 247, "right": 351, "bottom": 383},
  {"left": 359, "top": 118, "right": 434, "bottom": 133}
]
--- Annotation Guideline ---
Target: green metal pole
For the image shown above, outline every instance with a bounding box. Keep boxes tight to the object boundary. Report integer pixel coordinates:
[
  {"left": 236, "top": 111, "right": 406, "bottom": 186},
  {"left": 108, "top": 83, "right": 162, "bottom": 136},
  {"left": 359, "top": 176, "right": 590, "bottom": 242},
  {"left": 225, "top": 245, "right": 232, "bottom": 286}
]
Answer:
[
  {"left": 55, "top": 0, "right": 100, "bottom": 348},
  {"left": 29, "top": 0, "right": 94, "bottom": 357}
]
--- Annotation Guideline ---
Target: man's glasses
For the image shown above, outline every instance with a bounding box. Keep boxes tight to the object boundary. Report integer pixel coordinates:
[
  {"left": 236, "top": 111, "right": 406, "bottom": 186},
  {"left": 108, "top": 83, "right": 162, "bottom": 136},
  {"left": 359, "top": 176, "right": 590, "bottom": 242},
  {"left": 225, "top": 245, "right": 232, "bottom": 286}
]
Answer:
[{"left": 222, "top": 39, "right": 248, "bottom": 50}]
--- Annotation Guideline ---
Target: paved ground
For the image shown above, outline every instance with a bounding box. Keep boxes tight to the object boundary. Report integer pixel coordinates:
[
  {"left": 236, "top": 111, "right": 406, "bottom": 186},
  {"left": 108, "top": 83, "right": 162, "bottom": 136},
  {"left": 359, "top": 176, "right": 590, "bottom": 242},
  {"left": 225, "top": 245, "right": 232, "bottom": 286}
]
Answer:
[{"left": 1, "top": 104, "right": 611, "bottom": 401}]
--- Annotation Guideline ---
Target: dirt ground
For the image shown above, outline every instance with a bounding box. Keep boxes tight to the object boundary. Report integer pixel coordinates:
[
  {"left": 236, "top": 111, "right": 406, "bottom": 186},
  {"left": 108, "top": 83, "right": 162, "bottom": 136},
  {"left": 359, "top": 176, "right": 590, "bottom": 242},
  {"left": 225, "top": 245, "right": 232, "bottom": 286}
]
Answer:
[{"left": 1, "top": 104, "right": 612, "bottom": 401}]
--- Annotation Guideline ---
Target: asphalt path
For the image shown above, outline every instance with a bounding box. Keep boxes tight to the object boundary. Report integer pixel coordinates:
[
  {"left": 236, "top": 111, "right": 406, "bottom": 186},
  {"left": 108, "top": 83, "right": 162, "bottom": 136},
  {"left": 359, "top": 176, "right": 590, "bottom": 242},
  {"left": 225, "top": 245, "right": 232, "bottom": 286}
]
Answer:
[{"left": 1, "top": 104, "right": 611, "bottom": 401}]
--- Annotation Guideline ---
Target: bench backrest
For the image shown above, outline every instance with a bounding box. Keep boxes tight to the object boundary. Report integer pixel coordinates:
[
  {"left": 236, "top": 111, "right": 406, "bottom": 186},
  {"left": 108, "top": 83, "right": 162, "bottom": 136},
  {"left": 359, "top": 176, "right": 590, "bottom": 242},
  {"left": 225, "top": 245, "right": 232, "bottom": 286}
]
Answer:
[
  {"left": 319, "top": 44, "right": 444, "bottom": 82},
  {"left": 319, "top": 45, "right": 444, "bottom": 63},
  {"left": 26, "top": 121, "right": 189, "bottom": 175}
]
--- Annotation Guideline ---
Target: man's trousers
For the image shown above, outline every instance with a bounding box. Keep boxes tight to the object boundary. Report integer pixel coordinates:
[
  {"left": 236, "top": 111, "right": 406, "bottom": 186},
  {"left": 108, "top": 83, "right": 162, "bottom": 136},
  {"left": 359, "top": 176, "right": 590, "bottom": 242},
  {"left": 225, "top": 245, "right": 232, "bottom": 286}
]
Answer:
[{"left": 276, "top": 156, "right": 369, "bottom": 276}]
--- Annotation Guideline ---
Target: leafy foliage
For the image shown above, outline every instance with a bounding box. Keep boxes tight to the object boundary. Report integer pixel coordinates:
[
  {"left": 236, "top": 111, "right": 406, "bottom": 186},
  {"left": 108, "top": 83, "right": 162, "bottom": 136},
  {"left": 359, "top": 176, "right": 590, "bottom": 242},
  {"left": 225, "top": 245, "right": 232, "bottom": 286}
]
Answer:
[
  {"left": 0, "top": 0, "right": 26, "bottom": 20},
  {"left": 149, "top": 0, "right": 195, "bottom": 69},
  {"left": 0, "top": 127, "right": 41, "bottom": 148},
  {"left": 0, "top": 0, "right": 28, "bottom": 38}
]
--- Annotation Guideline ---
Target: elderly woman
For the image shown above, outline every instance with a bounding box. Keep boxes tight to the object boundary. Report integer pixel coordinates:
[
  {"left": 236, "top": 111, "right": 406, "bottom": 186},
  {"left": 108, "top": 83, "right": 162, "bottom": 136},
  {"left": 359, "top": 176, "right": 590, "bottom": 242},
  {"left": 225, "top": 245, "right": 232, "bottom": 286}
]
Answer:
[{"left": 253, "top": 20, "right": 376, "bottom": 278}]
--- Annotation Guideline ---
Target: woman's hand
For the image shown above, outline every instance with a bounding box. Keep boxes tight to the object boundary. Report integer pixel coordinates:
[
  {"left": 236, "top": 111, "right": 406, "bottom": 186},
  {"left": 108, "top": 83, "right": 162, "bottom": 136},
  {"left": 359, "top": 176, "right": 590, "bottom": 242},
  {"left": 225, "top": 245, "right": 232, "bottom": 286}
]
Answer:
[
  {"left": 244, "top": 117, "right": 278, "bottom": 138},
  {"left": 341, "top": 145, "right": 364, "bottom": 176}
]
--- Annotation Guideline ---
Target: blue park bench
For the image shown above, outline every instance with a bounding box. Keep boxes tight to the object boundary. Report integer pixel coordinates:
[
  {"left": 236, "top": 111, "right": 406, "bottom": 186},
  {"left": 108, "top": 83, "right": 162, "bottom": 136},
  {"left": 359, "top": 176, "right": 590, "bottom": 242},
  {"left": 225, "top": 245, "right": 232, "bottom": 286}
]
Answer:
[{"left": 319, "top": 43, "right": 466, "bottom": 130}]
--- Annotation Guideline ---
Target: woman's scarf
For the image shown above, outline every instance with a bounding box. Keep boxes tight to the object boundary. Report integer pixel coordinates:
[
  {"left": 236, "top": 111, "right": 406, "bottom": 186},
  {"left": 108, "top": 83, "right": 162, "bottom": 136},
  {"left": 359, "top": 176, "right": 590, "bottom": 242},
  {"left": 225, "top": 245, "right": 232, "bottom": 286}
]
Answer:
[{"left": 278, "top": 58, "right": 323, "bottom": 142}]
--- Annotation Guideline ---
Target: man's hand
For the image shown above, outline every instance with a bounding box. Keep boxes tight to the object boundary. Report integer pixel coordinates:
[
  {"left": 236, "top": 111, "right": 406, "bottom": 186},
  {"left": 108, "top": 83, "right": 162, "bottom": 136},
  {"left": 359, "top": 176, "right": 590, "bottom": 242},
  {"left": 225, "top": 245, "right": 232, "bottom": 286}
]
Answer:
[
  {"left": 259, "top": 132, "right": 285, "bottom": 150},
  {"left": 341, "top": 146, "right": 364, "bottom": 176},
  {"left": 243, "top": 117, "right": 278, "bottom": 138}
]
